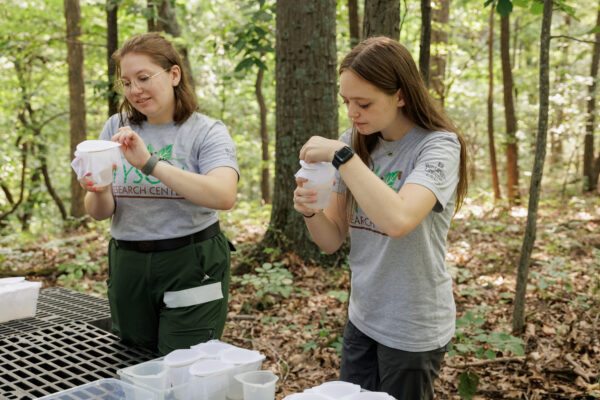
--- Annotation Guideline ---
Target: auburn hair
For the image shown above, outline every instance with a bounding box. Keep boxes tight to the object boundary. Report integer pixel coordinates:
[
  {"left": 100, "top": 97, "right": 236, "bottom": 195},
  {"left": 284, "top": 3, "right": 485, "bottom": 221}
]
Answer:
[
  {"left": 112, "top": 32, "right": 197, "bottom": 126},
  {"left": 339, "top": 36, "right": 469, "bottom": 215}
]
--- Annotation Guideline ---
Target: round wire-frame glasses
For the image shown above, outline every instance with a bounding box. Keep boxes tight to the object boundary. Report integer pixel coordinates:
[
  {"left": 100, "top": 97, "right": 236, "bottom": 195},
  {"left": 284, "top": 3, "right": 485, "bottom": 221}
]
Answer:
[{"left": 116, "top": 68, "right": 169, "bottom": 93}]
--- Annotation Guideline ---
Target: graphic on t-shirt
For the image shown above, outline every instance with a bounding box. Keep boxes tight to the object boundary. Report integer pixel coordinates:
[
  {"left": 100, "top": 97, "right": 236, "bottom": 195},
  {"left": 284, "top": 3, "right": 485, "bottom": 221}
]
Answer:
[
  {"left": 112, "top": 143, "right": 185, "bottom": 200},
  {"left": 425, "top": 161, "right": 446, "bottom": 183},
  {"left": 350, "top": 165, "right": 403, "bottom": 236}
]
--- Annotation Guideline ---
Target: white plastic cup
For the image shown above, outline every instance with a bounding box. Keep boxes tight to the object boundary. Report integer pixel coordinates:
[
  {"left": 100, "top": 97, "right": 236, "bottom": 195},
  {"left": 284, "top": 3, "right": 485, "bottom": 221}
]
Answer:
[
  {"left": 235, "top": 370, "right": 278, "bottom": 400},
  {"left": 124, "top": 361, "right": 168, "bottom": 394},
  {"left": 73, "top": 140, "right": 121, "bottom": 187},
  {"left": 309, "top": 381, "right": 361, "bottom": 398},
  {"left": 163, "top": 348, "right": 206, "bottom": 388},
  {"left": 219, "top": 347, "right": 266, "bottom": 400},
  {"left": 295, "top": 161, "right": 336, "bottom": 210}
]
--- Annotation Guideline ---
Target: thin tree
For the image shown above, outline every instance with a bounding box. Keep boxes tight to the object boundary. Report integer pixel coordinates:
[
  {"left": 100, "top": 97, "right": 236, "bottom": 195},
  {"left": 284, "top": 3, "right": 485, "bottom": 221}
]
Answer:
[
  {"left": 348, "top": 0, "right": 360, "bottom": 47},
  {"left": 65, "top": 0, "right": 87, "bottom": 219},
  {"left": 583, "top": 3, "right": 600, "bottom": 192},
  {"left": 430, "top": 0, "right": 450, "bottom": 104},
  {"left": 513, "top": 0, "right": 553, "bottom": 333},
  {"left": 498, "top": 0, "right": 520, "bottom": 204},
  {"left": 261, "top": 0, "right": 338, "bottom": 262},
  {"left": 419, "top": 0, "right": 433, "bottom": 86},
  {"left": 487, "top": 3, "right": 501, "bottom": 200},
  {"left": 363, "top": 0, "right": 399, "bottom": 40},
  {"left": 107, "top": 0, "right": 119, "bottom": 117}
]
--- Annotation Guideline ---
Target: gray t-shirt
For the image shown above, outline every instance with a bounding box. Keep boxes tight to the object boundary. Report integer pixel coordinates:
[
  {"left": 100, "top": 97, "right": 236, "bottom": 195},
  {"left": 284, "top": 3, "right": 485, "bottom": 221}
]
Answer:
[
  {"left": 334, "top": 125, "right": 460, "bottom": 352},
  {"left": 100, "top": 112, "right": 239, "bottom": 241}
]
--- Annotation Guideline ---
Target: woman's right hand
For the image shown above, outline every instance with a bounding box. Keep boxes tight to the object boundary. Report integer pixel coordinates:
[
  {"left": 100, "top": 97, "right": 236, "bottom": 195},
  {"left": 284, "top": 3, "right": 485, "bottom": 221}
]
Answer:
[
  {"left": 79, "top": 173, "right": 111, "bottom": 193},
  {"left": 293, "top": 178, "right": 319, "bottom": 216}
]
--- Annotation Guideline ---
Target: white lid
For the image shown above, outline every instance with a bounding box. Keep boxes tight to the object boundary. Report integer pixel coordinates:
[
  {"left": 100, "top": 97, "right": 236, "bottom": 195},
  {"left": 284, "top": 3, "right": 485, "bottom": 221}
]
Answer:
[
  {"left": 0, "top": 277, "right": 26, "bottom": 286},
  {"left": 188, "top": 359, "right": 233, "bottom": 377},
  {"left": 219, "top": 347, "right": 265, "bottom": 365},
  {"left": 283, "top": 394, "right": 332, "bottom": 400},
  {"left": 344, "top": 392, "right": 396, "bottom": 400},
  {"left": 76, "top": 140, "right": 121, "bottom": 153},
  {"left": 311, "top": 381, "right": 361, "bottom": 398},
  {"left": 164, "top": 348, "right": 206, "bottom": 367},
  {"left": 0, "top": 280, "right": 41, "bottom": 295},
  {"left": 190, "top": 340, "right": 236, "bottom": 357}
]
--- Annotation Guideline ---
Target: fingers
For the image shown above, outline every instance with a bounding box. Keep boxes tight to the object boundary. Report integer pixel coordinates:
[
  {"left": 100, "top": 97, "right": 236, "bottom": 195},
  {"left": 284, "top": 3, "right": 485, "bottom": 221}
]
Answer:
[
  {"left": 79, "top": 174, "right": 109, "bottom": 193},
  {"left": 293, "top": 185, "right": 318, "bottom": 214}
]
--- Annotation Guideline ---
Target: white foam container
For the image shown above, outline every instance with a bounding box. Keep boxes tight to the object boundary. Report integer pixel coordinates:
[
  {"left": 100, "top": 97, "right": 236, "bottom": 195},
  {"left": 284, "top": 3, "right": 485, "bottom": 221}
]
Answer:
[
  {"left": 219, "top": 347, "right": 266, "bottom": 400},
  {"left": 0, "top": 279, "right": 42, "bottom": 323},
  {"left": 38, "top": 378, "right": 158, "bottom": 400}
]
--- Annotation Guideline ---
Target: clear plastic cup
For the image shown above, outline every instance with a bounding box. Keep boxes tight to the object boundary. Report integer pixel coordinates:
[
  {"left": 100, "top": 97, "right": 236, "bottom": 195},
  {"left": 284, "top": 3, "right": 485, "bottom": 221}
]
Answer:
[
  {"left": 72, "top": 140, "right": 121, "bottom": 187},
  {"left": 235, "top": 370, "right": 278, "bottom": 400},
  {"left": 295, "top": 161, "right": 336, "bottom": 210}
]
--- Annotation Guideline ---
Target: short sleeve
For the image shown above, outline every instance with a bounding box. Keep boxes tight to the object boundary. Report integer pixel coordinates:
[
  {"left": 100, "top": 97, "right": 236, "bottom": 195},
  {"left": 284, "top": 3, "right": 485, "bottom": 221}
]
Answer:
[{"left": 196, "top": 120, "right": 240, "bottom": 178}]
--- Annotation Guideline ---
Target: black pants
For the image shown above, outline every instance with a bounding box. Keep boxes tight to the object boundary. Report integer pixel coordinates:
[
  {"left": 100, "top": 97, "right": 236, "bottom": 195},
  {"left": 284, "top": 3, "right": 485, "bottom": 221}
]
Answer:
[{"left": 340, "top": 320, "right": 449, "bottom": 400}]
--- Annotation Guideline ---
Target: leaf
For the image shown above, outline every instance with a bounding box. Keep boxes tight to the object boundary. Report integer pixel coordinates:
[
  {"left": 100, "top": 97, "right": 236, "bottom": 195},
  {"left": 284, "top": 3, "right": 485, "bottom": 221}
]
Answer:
[
  {"left": 588, "top": 25, "right": 600, "bottom": 34},
  {"left": 483, "top": 0, "right": 495, "bottom": 7},
  {"left": 496, "top": 0, "right": 513, "bottom": 17},
  {"left": 530, "top": 1, "right": 544, "bottom": 14},
  {"left": 458, "top": 371, "right": 479, "bottom": 400},
  {"left": 484, "top": 349, "right": 497, "bottom": 359},
  {"left": 512, "top": 0, "right": 529, "bottom": 7},
  {"left": 235, "top": 57, "right": 256, "bottom": 72}
]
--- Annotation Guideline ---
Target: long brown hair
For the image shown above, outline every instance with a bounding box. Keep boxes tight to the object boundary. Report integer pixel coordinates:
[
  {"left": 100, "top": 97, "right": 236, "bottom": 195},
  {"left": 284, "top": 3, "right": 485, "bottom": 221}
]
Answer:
[
  {"left": 339, "top": 36, "right": 468, "bottom": 214},
  {"left": 112, "top": 32, "right": 198, "bottom": 126}
]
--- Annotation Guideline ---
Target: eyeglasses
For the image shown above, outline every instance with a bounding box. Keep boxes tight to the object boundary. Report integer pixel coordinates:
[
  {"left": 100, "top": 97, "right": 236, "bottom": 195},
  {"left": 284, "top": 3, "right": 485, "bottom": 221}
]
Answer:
[{"left": 116, "top": 69, "right": 169, "bottom": 93}]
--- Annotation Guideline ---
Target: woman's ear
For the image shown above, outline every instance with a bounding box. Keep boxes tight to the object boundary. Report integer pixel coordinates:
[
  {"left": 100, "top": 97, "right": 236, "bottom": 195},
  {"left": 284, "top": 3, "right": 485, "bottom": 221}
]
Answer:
[
  {"left": 170, "top": 65, "right": 182, "bottom": 87},
  {"left": 396, "top": 89, "right": 406, "bottom": 107}
]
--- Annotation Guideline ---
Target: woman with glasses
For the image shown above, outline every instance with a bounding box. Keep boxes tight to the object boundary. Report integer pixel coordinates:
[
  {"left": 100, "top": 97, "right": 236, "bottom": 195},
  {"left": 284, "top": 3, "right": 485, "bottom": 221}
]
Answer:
[
  {"left": 79, "top": 32, "right": 239, "bottom": 355},
  {"left": 293, "top": 36, "right": 469, "bottom": 399}
]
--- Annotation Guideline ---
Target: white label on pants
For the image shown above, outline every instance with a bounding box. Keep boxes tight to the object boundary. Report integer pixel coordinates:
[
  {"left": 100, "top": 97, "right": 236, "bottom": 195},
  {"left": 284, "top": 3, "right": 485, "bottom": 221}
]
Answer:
[{"left": 163, "top": 282, "right": 223, "bottom": 308}]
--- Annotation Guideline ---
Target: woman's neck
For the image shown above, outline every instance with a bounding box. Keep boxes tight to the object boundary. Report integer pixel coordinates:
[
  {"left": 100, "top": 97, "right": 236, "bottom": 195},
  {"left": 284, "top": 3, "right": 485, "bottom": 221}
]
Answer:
[{"left": 380, "top": 111, "right": 415, "bottom": 141}]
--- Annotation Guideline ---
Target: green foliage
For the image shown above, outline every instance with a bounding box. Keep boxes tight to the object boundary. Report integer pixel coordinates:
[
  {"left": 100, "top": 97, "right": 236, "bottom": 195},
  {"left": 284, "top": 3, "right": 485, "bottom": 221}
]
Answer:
[
  {"left": 233, "top": 260, "right": 293, "bottom": 299},
  {"left": 57, "top": 251, "right": 106, "bottom": 295},
  {"left": 458, "top": 371, "right": 479, "bottom": 400},
  {"left": 326, "top": 290, "right": 348, "bottom": 303}
]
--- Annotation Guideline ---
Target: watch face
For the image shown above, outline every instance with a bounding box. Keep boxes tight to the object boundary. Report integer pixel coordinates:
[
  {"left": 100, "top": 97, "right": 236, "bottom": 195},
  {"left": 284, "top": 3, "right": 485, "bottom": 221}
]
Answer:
[{"left": 337, "top": 146, "right": 353, "bottom": 161}]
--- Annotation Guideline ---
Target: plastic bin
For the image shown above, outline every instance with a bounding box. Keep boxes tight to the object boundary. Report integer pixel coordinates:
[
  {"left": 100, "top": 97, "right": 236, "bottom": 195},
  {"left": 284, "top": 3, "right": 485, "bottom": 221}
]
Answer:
[
  {"left": 37, "top": 378, "right": 158, "bottom": 400},
  {"left": 0, "top": 279, "right": 42, "bottom": 323},
  {"left": 219, "top": 347, "right": 266, "bottom": 400}
]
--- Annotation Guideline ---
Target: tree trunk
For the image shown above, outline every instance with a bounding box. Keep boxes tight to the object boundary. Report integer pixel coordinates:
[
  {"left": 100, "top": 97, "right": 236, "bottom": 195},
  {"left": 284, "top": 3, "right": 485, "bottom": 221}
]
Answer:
[
  {"left": 256, "top": 61, "right": 271, "bottom": 205},
  {"left": 513, "top": 0, "right": 553, "bottom": 333},
  {"left": 583, "top": 3, "right": 600, "bottom": 192},
  {"left": 264, "top": 0, "right": 338, "bottom": 261},
  {"left": 430, "top": 0, "right": 450, "bottom": 104},
  {"left": 550, "top": 15, "right": 569, "bottom": 165},
  {"left": 419, "top": 0, "right": 432, "bottom": 86},
  {"left": 348, "top": 0, "right": 360, "bottom": 47},
  {"left": 147, "top": 0, "right": 157, "bottom": 32},
  {"left": 500, "top": 14, "right": 520, "bottom": 204},
  {"left": 107, "top": 0, "right": 119, "bottom": 117},
  {"left": 363, "top": 0, "right": 399, "bottom": 40},
  {"left": 65, "top": 0, "right": 87, "bottom": 219},
  {"left": 155, "top": 0, "right": 196, "bottom": 90},
  {"left": 488, "top": 6, "right": 501, "bottom": 200}
]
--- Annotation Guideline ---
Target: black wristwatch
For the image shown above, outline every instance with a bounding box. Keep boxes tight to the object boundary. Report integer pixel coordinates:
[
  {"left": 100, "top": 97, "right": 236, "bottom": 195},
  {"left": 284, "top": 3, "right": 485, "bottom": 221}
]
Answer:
[{"left": 332, "top": 146, "right": 355, "bottom": 169}]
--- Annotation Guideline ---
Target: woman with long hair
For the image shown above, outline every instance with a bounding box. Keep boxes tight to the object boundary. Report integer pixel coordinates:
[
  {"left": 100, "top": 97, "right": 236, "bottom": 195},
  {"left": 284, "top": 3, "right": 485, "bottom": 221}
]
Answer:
[{"left": 294, "top": 36, "right": 468, "bottom": 399}]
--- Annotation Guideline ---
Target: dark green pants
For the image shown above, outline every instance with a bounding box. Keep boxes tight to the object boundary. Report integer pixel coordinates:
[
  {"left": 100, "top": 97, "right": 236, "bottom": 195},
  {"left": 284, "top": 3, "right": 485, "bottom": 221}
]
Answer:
[{"left": 107, "top": 232, "right": 231, "bottom": 355}]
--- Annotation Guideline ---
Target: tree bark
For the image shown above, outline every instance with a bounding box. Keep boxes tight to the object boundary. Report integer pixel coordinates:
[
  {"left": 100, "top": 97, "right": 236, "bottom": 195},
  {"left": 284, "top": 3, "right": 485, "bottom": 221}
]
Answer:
[
  {"left": 363, "top": 0, "right": 399, "bottom": 40},
  {"left": 419, "top": 0, "right": 433, "bottom": 86},
  {"left": 583, "top": 3, "right": 600, "bottom": 192},
  {"left": 264, "top": 0, "right": 338, "bottom": 262},
  {"left": 513, "top": 0, "right": 553, "bottom": 333},
  {"left": 550, "top": 15, "right": 570, "bottom": 165},
  {"left": 256, "top": 61, "right": 271, "bottom": 204},
  {"left": 488, "top": 6, "right": 501, "bottom": 200},
  {"left": 500, "top": 14, "right": 520, "bottom": 204},
  {"left": 107, "top": 0, "right": 119, "bottom": 117},
  {"left": 64, "top": 0, "right": 87, "bottom": 219},
  {"left": 348, "top": 0, "right": 360, "bottom": 47},
  {"left": 430, "top": 0, "right": 450, "bottom": 104}
]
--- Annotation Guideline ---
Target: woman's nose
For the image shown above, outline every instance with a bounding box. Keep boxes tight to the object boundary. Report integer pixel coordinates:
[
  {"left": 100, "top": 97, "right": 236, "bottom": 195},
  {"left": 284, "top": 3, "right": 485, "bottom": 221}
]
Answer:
[{"left": 347, "top": 104, "right": 359, "bottom": 119}]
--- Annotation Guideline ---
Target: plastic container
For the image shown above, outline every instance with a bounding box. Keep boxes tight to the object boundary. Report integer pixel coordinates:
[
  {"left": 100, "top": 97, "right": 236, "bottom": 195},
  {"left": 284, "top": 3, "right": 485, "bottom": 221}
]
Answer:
[
  {"left": 164, "top": 348, "right": 206, "bottom": 388},
  {"left": 37, "top": 378, "right": 158, "bottom": 400},
  {"left": 188, "top": 359, "right": 234, "bottom": 400},
  {"left": 219, "top": 347, "right": 266, "bottom": 400},
  {"left": 295, "top": 161, "right": 336, "bottom": 210},
  {"left": 306, "top": 381, "right": 362, "bottom": 398},
  {"left": 190, "top": 339, "right": 237, "bottom": 358},
  {"left": 282, "top": 394, "right": 332, "bottom": 400},
  {"left": 71, "top": 140, "right": 122, "bottom": 187},
  {"left": 235, "top": 370, "right": 278, "bottom": 400},
  {"left": 118, "top": 360, "right": 169, "bottom": 398},
  {"left": 0, "top": 279, "right": 42, "bottom": 323},
  {"left": 344, "top": 392, "right": 396, "bottom": 400}
]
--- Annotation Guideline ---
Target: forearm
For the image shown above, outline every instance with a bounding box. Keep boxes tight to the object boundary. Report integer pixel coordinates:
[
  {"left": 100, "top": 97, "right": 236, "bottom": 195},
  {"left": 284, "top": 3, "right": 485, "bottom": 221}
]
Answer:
[
  {"left": 84, "top": 190, "right": 115, "bottom": 220},
  {"left": 150, "top": 162, "right": 237, "bottom": 210}
]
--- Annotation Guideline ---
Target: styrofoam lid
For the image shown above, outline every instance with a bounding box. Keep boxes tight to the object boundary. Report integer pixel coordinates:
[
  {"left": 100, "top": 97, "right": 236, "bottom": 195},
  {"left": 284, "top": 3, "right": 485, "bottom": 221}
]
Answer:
[
  {"left": 164, "top": 348, "right": 206, "bottom": 367},
  {"left": 344, "top": 392, "right": 396, "bottom": 400},
  {"left": 0, "top": 277, "right": 26, "bottom": 286},
  {"left": 219, "top": 347, "right": 265, "bottom": 365},
  {"left": 76, "top": 140, "right": 121, "bottom": 153},
  {"left": 188, "top": 359, "right": 233, "bottom": 377},
  {"left": 190, "top": 340, "right": 236, "bottom": 357},
  {"left": 310, "top": 381, "right": 361, "bottom": 398}
]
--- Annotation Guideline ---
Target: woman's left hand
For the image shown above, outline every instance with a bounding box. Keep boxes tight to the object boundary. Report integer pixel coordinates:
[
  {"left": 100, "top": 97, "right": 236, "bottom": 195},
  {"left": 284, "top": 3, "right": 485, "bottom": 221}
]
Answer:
[
  {"left": 300, "top": 136, "right": 346, "bottom": 163},
  {"left": 111, "top": 126, "right": 151, "bottom": 170}
]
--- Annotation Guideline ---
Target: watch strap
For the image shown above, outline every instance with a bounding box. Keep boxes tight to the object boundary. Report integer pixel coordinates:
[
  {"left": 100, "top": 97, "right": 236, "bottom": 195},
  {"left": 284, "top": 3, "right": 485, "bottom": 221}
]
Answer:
[
  {"left": 332, "top": 146, "right": 355, "bottom": 169},
  {"left": 141, "top": 153, "right": 160, "bottom": 176}
]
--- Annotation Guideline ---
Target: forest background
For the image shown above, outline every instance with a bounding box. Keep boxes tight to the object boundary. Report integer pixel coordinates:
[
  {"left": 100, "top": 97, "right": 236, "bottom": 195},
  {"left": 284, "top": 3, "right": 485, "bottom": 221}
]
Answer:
[{"left": 0, "top": 0, "right": 599, "bottom": 399}]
